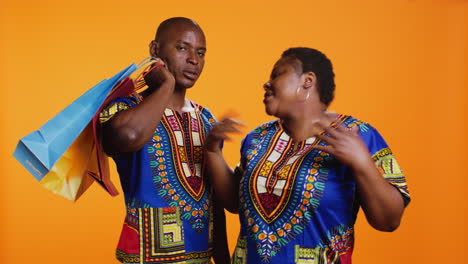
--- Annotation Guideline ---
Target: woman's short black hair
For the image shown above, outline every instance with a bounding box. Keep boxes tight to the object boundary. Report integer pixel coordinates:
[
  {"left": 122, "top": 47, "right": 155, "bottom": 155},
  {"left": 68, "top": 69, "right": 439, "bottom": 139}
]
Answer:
[{"left": 282, "top": 47, "right": 335, "bottom": 106}]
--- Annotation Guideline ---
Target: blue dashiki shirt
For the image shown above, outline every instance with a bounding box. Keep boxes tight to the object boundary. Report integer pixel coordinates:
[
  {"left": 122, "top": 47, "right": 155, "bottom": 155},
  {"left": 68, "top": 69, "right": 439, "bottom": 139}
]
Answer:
[
  {"left": 100, "top": 95, "right": 217, "bottom": 264},
  {"left": 232, "top": 115, "right": 410, "bottom": 264}
]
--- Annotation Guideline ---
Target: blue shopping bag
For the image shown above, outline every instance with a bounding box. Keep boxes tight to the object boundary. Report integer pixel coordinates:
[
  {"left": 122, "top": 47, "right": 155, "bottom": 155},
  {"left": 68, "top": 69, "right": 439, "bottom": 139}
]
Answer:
[{"left": 13, "top": 63, "right": 137, "bottom": 182}]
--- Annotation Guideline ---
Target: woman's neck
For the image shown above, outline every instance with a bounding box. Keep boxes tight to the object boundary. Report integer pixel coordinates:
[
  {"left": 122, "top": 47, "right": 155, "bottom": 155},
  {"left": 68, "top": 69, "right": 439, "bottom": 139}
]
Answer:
[{"left": 281, "top": 110, "right": 337, "bottom": 142}]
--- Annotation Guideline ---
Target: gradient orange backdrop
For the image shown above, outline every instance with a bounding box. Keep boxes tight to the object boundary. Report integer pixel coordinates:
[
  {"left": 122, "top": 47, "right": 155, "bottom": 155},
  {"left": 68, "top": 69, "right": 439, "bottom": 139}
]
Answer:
[{"left": 1, "top": 0, "right": 467, "bottom": 263}]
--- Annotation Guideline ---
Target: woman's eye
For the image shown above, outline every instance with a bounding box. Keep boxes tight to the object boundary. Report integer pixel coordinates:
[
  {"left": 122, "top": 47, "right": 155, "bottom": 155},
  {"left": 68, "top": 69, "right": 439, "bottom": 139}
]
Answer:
[{"left": 271, "top": 70, "right": 285, "bottom": 79}]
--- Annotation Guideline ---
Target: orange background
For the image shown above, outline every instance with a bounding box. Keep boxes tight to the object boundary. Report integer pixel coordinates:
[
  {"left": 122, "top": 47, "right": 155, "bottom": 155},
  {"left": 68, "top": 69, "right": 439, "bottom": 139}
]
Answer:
[{"left": 1, "top": 0, "right": 467, "bottom": 263}]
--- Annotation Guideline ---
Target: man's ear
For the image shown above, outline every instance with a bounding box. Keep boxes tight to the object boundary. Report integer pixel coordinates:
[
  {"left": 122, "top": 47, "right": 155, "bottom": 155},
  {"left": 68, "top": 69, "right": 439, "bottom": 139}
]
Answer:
[
  {"left": 303, "top": 72, "right": 317, "bottom": 89},
  {"left": 149, "top": 40, "right": 159, "bottom": 57}
]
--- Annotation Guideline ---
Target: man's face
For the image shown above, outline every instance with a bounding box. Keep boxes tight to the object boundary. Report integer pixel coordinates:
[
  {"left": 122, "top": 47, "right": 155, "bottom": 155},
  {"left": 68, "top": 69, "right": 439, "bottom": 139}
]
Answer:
[{"left": 152, "top": 24, "right": 206, "bottom": 89}]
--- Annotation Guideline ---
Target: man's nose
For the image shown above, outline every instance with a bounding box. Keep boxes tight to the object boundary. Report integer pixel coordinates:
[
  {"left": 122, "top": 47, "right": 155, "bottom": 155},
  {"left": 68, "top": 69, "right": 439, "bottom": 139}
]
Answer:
[{"left": 187, "top": 50, "right": 199, "bottom": 65}]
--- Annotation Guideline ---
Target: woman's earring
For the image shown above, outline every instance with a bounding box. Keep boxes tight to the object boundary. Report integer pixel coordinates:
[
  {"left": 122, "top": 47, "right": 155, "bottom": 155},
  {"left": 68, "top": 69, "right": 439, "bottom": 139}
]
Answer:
[{"left": 297, "top": 87, "right": 310, "bottom": 101}]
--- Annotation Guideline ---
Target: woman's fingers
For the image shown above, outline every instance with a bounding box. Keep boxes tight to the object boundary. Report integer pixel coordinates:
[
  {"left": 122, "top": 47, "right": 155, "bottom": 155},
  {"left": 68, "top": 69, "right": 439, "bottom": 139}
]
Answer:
[
  {"left": 209, "top": 118, "right": 246, "bottom": 142},
  {"left": 311, "top": 144, "right": 335, "bottom": 155},
  {"left": 314, "top": 121, "right": 341, "bottom": 139},
  {"left": 219, "top": 118, "right": 245, "bottom": 133},
  {"left": 221, "top": 117, "right": 246, "bottom": 127},
  {"left": 316, "top": 133, "right": 337, "bottom": 146},
  {"left": 211, "top": 133, "right": 232, "bottom": 141},
  {"left": 350, "top": 125, "right": 360, "bottom": 135}
]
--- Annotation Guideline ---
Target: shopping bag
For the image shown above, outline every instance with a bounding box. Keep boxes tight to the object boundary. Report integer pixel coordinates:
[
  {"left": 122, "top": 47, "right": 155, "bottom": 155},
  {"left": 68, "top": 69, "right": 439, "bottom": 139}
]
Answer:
[
  {"left": 39, "top": 124, "right": 96, "bottom": 200},
  {"left": 88, "top": 58, "right": 164, "bottom": 194},
  {"left": 13, "top": 63, "right": 138, "bottom": 199}
]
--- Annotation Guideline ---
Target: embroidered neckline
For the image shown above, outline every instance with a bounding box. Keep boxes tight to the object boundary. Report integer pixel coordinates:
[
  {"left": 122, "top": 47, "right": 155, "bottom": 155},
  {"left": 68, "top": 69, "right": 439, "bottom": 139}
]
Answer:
[{"left": 161, "top": 108, "right": 206, "bottom": 202}]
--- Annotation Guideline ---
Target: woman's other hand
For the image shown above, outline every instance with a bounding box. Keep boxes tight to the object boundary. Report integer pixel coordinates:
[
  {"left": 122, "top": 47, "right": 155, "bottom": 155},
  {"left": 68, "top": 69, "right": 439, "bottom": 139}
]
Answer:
[
  {"left": 313, "top": 122, "right": 405, "bottom": 231},
  {"left": 313, "top": 123, "right": 374, "bottom": 170}
]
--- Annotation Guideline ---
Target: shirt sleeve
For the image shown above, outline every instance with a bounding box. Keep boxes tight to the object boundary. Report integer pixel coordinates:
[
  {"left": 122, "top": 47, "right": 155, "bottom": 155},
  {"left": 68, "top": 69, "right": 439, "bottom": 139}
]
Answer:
[
  {"left": 357, "top": 123, "right": 411, "bottom": 206},
  {"left": 99, "top": 95, "right": 140, "bottom": 124},
  {"left": 235, "top": 133, "right": 254, "bottom": 175}
]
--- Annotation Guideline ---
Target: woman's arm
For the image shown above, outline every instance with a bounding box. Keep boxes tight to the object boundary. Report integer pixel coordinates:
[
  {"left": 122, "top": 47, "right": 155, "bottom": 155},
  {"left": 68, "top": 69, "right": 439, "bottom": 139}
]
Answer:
[
  {"left": 314, "top": 125, "right": 406, "bottom": 232},
  {"left": 204, "top": 118, "right": 243, "bottom": 213},
  {"left": 348, "top": 157, "right": 405, "bottom": 231},
  {"left": 102, "top": 66, "right": 175, "bottom": 155},
  {"left": 212, "top": 202, "right": 230, "bottom": 264}
]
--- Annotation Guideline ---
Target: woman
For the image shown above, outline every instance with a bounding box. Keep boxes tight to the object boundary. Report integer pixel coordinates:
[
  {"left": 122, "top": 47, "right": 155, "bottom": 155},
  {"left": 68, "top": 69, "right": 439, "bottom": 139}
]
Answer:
[{"left": 205, "top": 47, "right": 410, "bottom": 264}]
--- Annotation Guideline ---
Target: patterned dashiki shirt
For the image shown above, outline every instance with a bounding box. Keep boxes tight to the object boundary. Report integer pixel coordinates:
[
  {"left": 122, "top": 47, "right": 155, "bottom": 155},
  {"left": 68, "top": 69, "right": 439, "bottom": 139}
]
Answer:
[
  {"left": 100, "top": 95, "right": 217, "bottom": 264},
  {"left": 232, "top": 115, "right": 410, "bottom": 264}
]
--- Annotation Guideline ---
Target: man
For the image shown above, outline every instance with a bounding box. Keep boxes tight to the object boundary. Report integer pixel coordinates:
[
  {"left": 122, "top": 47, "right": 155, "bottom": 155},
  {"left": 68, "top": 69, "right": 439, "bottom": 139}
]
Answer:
[{"left": 99, "top": 17, "right": 229, "bottom": 264}]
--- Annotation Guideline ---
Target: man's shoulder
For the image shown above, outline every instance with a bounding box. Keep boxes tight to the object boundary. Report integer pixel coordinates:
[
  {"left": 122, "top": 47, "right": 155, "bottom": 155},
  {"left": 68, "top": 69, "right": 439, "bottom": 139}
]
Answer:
[{"left": 191, "top": 101, "right": 216, "bottom": 121}]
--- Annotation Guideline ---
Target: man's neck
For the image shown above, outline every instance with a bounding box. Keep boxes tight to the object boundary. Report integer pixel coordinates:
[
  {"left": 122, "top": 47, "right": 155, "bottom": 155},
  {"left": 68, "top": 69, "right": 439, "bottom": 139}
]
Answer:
[{"left": 166, "top": 88, "right": 191, "bottom": 114}]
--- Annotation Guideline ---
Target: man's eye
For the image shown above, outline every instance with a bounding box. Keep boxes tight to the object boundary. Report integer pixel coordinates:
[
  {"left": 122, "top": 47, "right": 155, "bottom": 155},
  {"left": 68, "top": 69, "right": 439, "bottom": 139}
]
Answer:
[
  {"left": 197, "top": 51, "right": 205, "bottom": 57},
  {"left": 176, "top": 46, "right": 186, "bottom": 51}
]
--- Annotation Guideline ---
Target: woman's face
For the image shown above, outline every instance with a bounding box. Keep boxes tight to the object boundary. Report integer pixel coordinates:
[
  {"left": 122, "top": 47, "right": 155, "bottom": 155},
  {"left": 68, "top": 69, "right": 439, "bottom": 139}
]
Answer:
[{"left": 263, "top": 58, "right": 303, "bottom": 118}]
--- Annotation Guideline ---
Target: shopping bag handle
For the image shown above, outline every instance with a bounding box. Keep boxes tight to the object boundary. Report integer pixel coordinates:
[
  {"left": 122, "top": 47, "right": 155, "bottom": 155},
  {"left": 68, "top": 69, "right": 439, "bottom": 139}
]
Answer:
[
  {"left": 136, "top": 56, "right": 157, "bottom": 68},
  {"left": 133, "top": 57, "right": 165, "bottom": 91}
]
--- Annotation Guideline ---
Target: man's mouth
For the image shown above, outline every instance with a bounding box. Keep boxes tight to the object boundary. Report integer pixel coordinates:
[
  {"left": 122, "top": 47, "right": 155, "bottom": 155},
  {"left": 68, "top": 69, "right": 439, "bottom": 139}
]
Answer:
[{"left": 182, "top": 70, "right": 199, "bottom": 81}]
